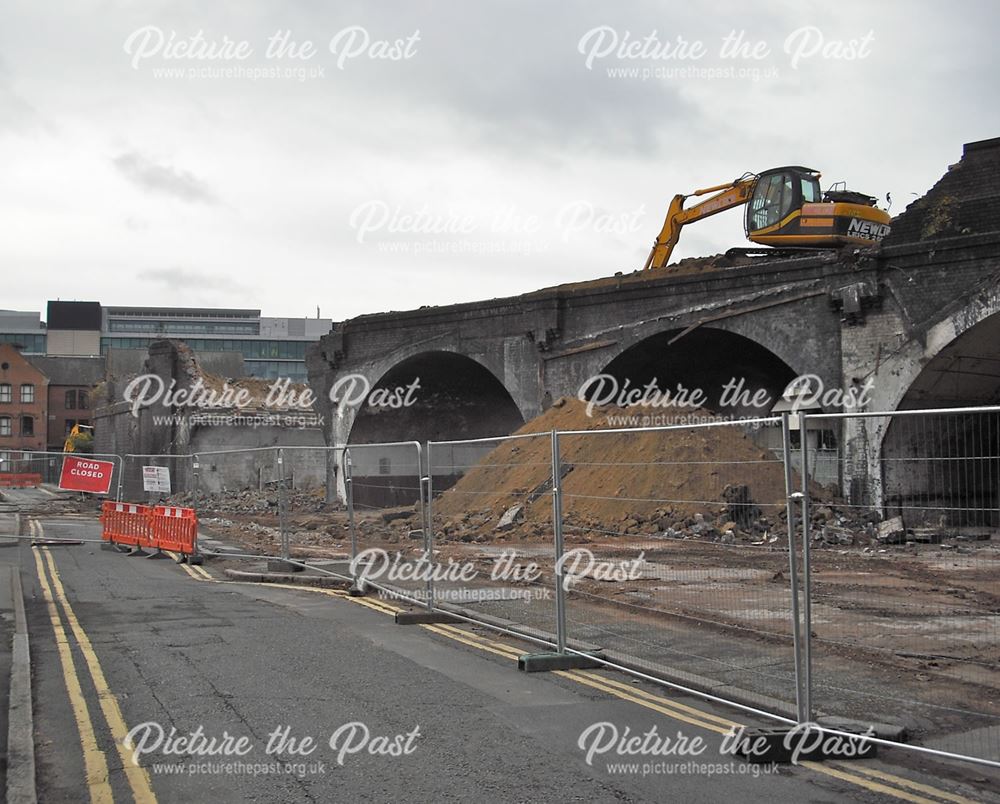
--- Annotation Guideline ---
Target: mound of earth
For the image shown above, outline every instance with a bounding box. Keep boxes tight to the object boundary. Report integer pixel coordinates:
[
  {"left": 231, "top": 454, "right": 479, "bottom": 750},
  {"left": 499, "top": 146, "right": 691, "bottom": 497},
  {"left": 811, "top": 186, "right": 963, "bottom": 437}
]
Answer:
[{"left": 434, "top": 398, "right": 815, "bottom": 540}]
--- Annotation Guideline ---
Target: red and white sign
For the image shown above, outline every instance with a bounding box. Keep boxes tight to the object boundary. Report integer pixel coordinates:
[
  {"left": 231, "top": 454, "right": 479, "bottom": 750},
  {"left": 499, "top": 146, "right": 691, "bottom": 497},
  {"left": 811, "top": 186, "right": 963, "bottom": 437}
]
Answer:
[{"left": 59, "top": 457, "right": 115, "bottom": 494}]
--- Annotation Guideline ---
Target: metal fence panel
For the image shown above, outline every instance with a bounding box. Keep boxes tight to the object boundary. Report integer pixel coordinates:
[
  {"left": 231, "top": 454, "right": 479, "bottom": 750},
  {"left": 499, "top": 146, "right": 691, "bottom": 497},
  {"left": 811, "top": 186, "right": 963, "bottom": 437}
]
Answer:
[
  {"left": 0, "top": 450, "right": 124, "bottom": 501},
  {"left": 425, "top": 433, "right": 557, "bottom": 634},
  {"left": 188, "top": 447, "right": 291, "bottom": 558},
  {"left": 801, "top": 408, "right": 1000, "bottom": 765},
  {"left": 121, "top": 453, "right": 193, "bottom": 504},
  {"left": 555, "top": 417, "right": 803, "bottom": 717},
  {"left": 343, "top": 442, "right": 428, "bottom": 603}
]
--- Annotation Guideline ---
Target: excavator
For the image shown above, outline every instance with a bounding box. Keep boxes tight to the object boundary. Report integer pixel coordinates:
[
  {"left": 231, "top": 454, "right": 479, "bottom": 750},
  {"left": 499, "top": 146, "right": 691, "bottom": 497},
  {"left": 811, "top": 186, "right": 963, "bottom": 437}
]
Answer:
[
  {"left": 63, "top": 423, "right": 94, "bottom": 453},
  {"left": 642, "top": 166, "right": 892, "bottom": 270}
]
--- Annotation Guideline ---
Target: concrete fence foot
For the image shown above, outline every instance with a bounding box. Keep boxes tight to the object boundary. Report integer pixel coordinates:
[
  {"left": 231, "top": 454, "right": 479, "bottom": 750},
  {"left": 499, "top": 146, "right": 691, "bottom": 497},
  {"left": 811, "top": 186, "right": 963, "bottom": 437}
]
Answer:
[
  {"left": 394, "top": 610, "right": 461, "bottom": 625},
  {"left": 517, "top": 652, "right": 602, "bottom": 673}
]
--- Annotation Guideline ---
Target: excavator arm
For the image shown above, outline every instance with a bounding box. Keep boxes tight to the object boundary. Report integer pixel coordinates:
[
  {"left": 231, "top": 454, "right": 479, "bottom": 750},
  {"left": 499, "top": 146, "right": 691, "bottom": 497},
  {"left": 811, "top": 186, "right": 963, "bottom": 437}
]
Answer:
[{"left": 642, "top": 174, "right": 757, "bottom": 270}]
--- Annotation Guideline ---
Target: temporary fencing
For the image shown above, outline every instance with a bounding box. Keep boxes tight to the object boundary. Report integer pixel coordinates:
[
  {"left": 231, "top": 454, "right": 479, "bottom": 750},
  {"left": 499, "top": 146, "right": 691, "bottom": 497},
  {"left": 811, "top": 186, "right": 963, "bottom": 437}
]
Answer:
[
  {"left": 344, "top": 441, "right": 428, "bottom": 603},
  {"left": 189, "top": 446, "right": 345, "bottom": 561},
  {"left": 0, "top": 473, "right": 42, "bottom": 488},
  {"left": 72, "top": 403, "right": 1000, "bottom": 769},
  {"left": 99, "top": 501, "right": 153, "bottom": 549},
  {"left": 796, "top": 407, "right": 1000, "bottom": 766},
  {"left": 424, "top": 433, "right": 558, "bottom": 636},
  {"left": 121, "top": 453, "right": 193, "bottom": 501},
  {"left": 554, "top": 416, "right": 803, "bottom": 716},
  {"left": 419, "top": 406, "right": 1000, "bottom": 770},
  {"left": 150, "top": 505, "right": 199, "bottom": 556},
  {"left": 99, "top": 500, "right": 200, "bottom": 561},
  {"left": 0, "top": 451, "right": 123, "bottom": 498}
]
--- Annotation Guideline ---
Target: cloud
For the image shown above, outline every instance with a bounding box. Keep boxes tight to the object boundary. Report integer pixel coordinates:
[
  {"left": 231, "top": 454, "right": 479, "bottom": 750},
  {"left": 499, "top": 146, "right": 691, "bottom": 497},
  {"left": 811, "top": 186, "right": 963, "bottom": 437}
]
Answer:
[
  {"left": 138, "top": 268, "right": 236, "bottom": 291},
  {"left": 112, "top": 151, "right": 218, "bottom": 204},
  {"left": 0, "top": 61, "right": 48, "bottom": 135},
  {"left": 1, "top": 1, "right": 998, "bottom": 320}
]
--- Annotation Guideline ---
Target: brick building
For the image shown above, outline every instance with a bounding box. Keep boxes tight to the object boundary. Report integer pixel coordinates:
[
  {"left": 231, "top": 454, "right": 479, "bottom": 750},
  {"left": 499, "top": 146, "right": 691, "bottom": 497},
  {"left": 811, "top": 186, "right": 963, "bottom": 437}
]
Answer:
[
  {"left": 0, "top": 343, "right": 49, "bottom": 456},
  {"left": 28, "top": 356, "right": 105, "bottom": 450}
]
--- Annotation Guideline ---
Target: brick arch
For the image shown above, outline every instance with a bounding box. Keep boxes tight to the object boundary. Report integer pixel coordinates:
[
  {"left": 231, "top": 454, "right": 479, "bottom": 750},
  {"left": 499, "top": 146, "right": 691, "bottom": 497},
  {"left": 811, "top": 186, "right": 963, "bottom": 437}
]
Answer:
[
  {"left": 346, "top": 349, "right": 526, "bottom": 445},
  {"left": 844, "top": 277, "right": 1000, "bottom": 512},
  {"left": 588, "top": 323, "right": 801, "bottom": 417},
  {"left": 884, "top": 279, "right": 1000, "bottom": 415}
]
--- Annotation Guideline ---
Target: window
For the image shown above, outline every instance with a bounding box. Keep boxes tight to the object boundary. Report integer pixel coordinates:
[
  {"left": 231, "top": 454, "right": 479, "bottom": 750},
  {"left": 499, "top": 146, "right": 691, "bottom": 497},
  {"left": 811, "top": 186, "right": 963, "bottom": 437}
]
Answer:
[
  {"left": 20, "top": 384, "right": 34, "bottom": 403},
  {"left": 0, "top": 334, "right": 46, "bottom": 353},
  {"left": 749, "top": 172, "right": 795, "bottom": 231},
  {"left": 378, "top": 457, "right": 391, "bottom": 475},
  {"left": 20, "top": 416, "right": 33, "bottom": 437},
  {"left": 817, "top": 428, "right": 838, "bottom": 450},
  {"left": 66, "top": 390, "right": 77, "bottom": 410},
  {"left": 0, "top": 417, "right": 10, "bottom": 436},
  {"left": 0, "top": 384, "right": 10, "bottom": 403},
  {"left": 108, "top": 319, "right": 259, "bottom": 335},
  {"left": 801, "top": 177, "right": 821, "bottom": 203},
  {"left": 65, "top": 419, "right": 77, "bottom": 436},
  {"left": 78, "top": 390, "right": 89, "bottom": 409}
]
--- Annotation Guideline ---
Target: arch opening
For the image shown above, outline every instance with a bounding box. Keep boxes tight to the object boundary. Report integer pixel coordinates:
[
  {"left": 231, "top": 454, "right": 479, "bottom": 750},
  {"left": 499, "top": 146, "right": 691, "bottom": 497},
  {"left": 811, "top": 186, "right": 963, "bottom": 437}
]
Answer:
[
  {"left": 882, "top": 311, "right": 1000, "bottom": 529},
  {"left": 597, "top": 327, "right": 798, "bottom": 418},
  {"left": 347, "top": 351, "right": 525, "bottom": 505}
]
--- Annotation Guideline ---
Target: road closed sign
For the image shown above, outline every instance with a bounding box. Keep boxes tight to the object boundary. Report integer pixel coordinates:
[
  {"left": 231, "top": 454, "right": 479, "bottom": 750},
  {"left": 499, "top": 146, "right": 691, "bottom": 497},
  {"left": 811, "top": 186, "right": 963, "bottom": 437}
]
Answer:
[{"left": 59, "top": 456, "right": 115, "bottom": 494}]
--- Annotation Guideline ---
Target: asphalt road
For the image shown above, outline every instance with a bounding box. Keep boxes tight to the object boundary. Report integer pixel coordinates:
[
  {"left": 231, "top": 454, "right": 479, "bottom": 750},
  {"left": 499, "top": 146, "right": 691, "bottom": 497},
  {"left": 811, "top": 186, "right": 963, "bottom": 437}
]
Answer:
[{"left": 5, "top": 512, "right": 997, "bottom": 803}]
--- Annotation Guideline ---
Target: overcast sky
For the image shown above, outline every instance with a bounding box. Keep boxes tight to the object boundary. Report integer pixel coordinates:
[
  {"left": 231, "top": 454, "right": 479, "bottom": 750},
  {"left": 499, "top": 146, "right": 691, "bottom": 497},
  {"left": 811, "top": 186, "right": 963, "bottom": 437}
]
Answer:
[{"left": 3, "top": 1, "right": 997, "bottom": 322}]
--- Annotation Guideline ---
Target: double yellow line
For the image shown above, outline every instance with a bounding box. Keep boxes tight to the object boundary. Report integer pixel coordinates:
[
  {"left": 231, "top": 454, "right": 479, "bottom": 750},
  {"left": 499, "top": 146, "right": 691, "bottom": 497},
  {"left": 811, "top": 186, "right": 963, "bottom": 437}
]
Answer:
[
  {"left": 32, "top": 521, "right": 157, "bottom": 804},
  {"left": 166, "top": 561, "right": 977, "bottom": 804},
  {"left": 294, "top": 587, "right": 975, "bottom": 803},
  {"left": 164, "top": 552, "right": 213, "bottom": 582},
  {"left": 420, "top": 621, "right": 974, "bottom": 804}
]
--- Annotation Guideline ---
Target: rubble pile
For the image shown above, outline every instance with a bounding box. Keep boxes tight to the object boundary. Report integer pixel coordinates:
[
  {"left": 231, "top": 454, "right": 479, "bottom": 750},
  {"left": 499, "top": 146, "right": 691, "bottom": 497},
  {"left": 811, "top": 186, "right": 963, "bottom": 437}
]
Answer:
[
  {"left": 433, "top": 398, "right": 851, "bottom": 546},
  {"left": 169, "top": 486, "right": 343, "bottom": 516}
]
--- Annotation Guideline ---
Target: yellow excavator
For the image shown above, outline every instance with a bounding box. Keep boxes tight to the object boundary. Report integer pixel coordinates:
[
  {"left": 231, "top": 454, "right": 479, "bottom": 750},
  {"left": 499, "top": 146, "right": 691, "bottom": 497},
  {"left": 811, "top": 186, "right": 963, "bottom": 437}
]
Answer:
[
  {"left": 643, "top": 166, "right": 892, "bottom": 270},
  {"left": 63, "top": 423, "right": 94, "bottom": 453}
]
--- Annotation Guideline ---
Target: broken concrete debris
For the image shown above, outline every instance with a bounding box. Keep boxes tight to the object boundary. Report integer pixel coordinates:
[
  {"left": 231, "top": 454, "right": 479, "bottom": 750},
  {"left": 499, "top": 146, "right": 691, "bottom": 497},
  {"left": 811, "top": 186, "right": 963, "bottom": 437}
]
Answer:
[
  {"left": 495, "top": 504, "right": 524, "bottom": 531},
  {"left": 878, "top": 516, "right": 907, "bottom": 544}
]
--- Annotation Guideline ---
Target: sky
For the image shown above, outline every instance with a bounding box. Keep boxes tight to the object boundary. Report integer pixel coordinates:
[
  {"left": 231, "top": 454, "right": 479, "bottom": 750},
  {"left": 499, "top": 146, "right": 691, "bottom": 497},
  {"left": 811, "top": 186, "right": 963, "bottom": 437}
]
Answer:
[{"left": 2, "top": 0, "right": 998, "bottom": 322}]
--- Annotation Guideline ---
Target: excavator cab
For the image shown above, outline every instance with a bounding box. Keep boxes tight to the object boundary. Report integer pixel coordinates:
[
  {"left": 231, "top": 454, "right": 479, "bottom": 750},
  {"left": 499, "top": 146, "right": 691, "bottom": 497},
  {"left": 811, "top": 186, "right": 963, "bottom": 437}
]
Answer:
[
  {"left": 743, "top": 165, "right": 890, "bottom": 253},
  {"left": 745, "top": 167, "right": 821, "bottom": 235}
]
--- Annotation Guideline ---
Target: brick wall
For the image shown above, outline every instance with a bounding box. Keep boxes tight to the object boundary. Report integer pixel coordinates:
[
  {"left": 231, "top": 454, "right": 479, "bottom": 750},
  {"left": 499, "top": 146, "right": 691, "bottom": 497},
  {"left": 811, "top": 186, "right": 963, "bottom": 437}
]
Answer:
[{"left": 0, "top": 344, "right": 48, "bottom": 454}]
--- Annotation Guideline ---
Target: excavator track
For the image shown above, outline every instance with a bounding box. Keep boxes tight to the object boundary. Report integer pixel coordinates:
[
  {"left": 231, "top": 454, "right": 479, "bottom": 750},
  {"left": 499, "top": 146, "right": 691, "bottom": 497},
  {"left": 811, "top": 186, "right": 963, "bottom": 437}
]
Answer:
[{"left": 724, "top": 246, "right": 841, "bottom": 261}]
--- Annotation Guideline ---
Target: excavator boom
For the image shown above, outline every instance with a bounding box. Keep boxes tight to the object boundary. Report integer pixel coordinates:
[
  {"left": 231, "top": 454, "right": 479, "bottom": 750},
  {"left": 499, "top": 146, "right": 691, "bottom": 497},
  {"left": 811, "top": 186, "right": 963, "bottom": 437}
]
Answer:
[{"left": 642, "top": 175, "right": 756, "bottom": 270}]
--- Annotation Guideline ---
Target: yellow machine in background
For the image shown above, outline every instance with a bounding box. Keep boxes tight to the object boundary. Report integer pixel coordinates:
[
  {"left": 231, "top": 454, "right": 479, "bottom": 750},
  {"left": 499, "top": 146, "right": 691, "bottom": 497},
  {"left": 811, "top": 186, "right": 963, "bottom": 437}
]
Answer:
[
  {"left": 63, "top": 423, "right": 94, "bottom": 453},
  {"left": 643, "top": 166, "right": 892, "bottom": 270}
]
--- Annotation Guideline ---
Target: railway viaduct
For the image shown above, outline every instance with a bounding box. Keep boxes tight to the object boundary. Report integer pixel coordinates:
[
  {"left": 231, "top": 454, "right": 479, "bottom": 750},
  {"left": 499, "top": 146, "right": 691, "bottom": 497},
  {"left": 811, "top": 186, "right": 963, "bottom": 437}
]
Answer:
[{"left": 308, "top": 138, "right": 1000, "bottom": 513}]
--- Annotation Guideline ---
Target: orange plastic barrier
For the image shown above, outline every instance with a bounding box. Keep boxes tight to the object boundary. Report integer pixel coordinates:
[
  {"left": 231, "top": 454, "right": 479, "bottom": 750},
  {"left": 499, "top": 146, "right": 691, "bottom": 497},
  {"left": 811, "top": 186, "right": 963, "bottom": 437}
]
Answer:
[
  {"left": 99, "top": 502, "right": 199, "bottom": 559},
  {"left": 0, "top": 473, "right": 42, "bottom": 488},
  {"left": 150, "top": 505, "right": 199, "bottom": 558},
  {"left": 100, "top": 501, "right": 154, "bottom": 548}
]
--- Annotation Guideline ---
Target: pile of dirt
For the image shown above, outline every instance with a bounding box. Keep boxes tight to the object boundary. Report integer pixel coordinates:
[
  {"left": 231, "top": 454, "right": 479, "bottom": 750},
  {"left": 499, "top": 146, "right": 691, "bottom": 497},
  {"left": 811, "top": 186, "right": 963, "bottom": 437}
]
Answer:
[
  {"left": 534, "top": 253, "right": 756, "bottom": 296},
  {"left": 434, "top": 398, "right": 813, "bottom": 541}
]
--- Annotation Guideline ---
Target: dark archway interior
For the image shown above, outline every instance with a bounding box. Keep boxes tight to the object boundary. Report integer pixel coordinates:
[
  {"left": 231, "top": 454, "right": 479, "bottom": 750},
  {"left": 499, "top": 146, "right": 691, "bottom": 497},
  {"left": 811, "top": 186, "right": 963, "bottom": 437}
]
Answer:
[
  {"left": 598, "top": 327, "right": 797, "bottom": 417},
  {"left": 348, "top": 352, "right": 525, "bottom": 505},
  {"left": 351, "top": 352, "right": 524, "bottom": 444},
  {"left": 883, "top": 312, "right": 1000, "bottom": 528}
]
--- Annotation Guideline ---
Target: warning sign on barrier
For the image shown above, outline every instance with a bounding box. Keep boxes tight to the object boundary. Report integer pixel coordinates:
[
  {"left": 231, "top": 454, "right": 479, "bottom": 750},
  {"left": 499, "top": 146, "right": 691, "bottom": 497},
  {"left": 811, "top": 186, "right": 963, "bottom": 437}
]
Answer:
[
  {"left": 142, "top": 465, "right": 171, "bottom": 494},
  {"left": 59, "top": 456, "right": 115, "bottom": 494}
]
